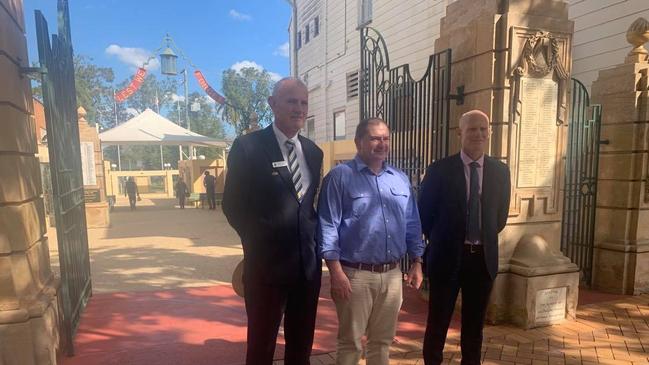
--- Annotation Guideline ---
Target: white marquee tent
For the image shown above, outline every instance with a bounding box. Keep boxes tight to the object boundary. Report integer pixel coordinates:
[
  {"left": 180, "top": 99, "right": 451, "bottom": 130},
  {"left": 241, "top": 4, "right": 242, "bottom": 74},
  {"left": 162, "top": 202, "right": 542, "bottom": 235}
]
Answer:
[{"left": 99, "top": 108, "right": 229, "bottom": 169}]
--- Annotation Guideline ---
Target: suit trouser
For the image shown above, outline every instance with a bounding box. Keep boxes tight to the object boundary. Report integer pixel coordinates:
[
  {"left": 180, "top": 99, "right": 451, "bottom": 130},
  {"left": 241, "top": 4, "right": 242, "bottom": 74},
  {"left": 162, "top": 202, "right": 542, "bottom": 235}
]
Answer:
[
  {"left": 206, "top": 189, "right": 216, "bottom": 209},
  {"left": 423, "top": 245, "right": 494, "bottom": 365},
  {"left": 244, "top": 275, "right": 321, "bottom": 365},
  {"left": 334, "top": 267, "right": 403, "bottom": 365}
]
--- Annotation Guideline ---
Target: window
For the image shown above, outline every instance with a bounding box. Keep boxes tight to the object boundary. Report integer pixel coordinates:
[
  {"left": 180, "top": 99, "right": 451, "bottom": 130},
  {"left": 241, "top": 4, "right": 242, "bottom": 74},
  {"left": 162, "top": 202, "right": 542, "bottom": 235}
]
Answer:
[
  {"left": 358, "top": 0, "right": 373, "bottom": 27},
  {"left": 297, "top": 31, "right": 302, "bottom": 50},
  {"left": 346, "top": 71, "right": 359, "bottom": 100},
  {"left": 305, "top": 24, "right": 310, "bottom": 44},
  {"left": 306, "top": 118, "right": 315, "bottom": 140},
  {"left": 314, "top": 16, "right": 320, "bottom": 37},
  {"left": 334, "top": 111, "right": 346, "bottom": 141}
]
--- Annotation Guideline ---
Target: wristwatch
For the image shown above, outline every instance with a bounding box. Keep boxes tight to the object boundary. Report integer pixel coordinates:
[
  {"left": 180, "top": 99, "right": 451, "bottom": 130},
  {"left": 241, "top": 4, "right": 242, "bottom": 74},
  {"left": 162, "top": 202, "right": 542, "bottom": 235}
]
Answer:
[{"left": 410, "top": 256, "right": 423, "bottom": 265}]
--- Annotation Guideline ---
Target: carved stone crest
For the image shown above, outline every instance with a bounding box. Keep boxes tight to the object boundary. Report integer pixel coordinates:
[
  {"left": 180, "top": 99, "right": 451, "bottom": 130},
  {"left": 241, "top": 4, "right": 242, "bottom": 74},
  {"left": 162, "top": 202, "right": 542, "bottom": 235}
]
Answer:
[{"left": 514, "top": 31, "right": 568, "bottom": 80}]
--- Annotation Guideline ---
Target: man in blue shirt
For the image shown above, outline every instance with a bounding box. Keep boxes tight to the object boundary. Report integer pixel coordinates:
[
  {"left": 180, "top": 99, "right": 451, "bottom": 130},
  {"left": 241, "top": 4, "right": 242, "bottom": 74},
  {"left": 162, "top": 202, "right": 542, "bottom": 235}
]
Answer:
[{"left": 318, "top": 117, "right": 425, "bottom": 365}]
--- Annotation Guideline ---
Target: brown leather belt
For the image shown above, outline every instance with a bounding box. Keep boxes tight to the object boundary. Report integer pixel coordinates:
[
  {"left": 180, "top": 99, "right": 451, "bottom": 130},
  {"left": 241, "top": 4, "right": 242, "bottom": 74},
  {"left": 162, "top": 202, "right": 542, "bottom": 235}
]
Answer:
[{"left": 340, "top": 260, "right": 399, "bottom": 273}]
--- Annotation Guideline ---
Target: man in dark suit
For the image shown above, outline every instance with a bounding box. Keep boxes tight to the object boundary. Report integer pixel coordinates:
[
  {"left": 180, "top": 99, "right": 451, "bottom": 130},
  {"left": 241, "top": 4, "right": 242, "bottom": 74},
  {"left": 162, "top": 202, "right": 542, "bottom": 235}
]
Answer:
[
  {"left": 418, "top": 110, "right": 511, "bottom": 365},
  {"left": 203, "top": 170, "right": 217, "bottom": 209},
  {"left": 222, "top": 77, "right": 324, "bottom": 365}
]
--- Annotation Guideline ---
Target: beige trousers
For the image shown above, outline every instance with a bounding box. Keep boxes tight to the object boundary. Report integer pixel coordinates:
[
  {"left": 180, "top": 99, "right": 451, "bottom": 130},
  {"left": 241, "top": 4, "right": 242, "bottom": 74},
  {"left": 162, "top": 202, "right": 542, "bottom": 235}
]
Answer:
[{"left": 334, "top": 267, "right": 403, "bottom": 365}]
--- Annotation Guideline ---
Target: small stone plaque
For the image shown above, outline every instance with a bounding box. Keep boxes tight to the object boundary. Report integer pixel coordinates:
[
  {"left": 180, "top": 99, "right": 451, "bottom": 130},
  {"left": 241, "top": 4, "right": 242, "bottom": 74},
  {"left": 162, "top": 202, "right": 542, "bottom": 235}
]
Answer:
[
  {"left": 535, "top": 287, "right": 566, "bottom": 325},
  {"left": 84, "top": 188, "right": 101, "bottom": 203}
]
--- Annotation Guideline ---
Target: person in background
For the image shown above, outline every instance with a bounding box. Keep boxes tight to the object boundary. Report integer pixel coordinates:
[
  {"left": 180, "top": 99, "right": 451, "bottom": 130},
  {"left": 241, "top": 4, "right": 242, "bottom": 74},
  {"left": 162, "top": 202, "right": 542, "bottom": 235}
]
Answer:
[
  {"left": 175, "top": 179, "right": 188, "bottom": 209},
  {"left": 124, "top": 176, "right": 140, "bottom": 210},
  {"left": 203, "top": 170, "right": 217, "bottom": 210}
]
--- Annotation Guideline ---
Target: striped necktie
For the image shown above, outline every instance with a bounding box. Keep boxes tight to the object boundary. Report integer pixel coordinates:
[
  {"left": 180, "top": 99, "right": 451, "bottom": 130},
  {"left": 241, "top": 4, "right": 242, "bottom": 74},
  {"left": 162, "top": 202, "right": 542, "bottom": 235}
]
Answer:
[{"left": 285, "top": 139, "right": 305, "bottom": 200}]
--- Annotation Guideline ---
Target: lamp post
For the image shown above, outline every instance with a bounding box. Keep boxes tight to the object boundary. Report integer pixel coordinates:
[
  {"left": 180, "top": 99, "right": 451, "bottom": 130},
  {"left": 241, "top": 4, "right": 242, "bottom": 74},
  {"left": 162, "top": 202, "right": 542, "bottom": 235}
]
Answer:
[{"left": 159, "top": 34, "right": 193, "bottom": 158}]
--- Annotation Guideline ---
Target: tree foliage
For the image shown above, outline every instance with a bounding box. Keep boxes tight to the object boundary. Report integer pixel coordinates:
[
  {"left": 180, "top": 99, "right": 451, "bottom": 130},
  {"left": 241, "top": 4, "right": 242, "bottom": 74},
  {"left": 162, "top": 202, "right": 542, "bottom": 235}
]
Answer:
[{"left": 221, "top": 67, "right": 274, "bottom": 136}]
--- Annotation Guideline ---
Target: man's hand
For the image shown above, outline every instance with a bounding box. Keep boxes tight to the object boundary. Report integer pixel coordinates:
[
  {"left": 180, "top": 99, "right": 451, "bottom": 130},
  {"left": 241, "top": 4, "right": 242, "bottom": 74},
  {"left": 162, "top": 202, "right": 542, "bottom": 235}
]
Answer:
[
  {"left": 405, "top": 262, "right": 423, "bottom": 289},
  {"left": 326, "top": 260, "right": 352, "bottom": 301},
  {"left": 330, "top": 270, "right": 352, "bottom": 301}
]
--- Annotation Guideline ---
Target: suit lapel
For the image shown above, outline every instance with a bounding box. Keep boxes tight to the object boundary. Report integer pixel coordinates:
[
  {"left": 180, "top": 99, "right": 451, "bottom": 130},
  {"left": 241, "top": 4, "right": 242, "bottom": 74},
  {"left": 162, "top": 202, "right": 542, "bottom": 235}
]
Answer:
[
  {"left": 481, "top": 156, "right": 494, "bottom": 217},
  {"left": 260, "top": 125, "right": 298, "bottom": 198},
  {"left": 452, "top": 153, "right": 467, "bottom": 214}
]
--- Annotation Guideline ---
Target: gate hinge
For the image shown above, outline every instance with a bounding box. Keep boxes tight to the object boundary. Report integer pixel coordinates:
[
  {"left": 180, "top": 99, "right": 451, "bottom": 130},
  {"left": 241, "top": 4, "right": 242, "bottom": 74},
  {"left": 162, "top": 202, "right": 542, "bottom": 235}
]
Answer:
[
  {"left": 20, "top": 66, "right": 47, "bottom": 80},
  {"left": 449, "top": 85, "right": 465, "bottom": 106},
  {"left": 599, "top": 139, "right": 610, "bottom": 145}
]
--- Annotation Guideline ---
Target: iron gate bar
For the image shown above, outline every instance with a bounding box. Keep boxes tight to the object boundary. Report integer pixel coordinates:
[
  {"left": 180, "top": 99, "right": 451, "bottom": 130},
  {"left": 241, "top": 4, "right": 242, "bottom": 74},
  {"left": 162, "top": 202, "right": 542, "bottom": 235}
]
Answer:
[
  {"left": 35, "top": 0, "right": 92, "bottom": 356},
  {"left": 561, "top": 78, "right": 602, "bottom": 286},
  {"left": 359, "top": 27, "right": 452, "bottom": 273}
]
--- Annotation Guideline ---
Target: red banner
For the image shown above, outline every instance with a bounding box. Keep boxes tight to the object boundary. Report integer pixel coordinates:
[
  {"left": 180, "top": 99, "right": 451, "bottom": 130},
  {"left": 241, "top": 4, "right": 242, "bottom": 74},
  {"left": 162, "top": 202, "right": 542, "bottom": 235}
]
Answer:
[
  {"left": 194, "top": 70, "right": 226, "bottom": 104},
  {"left": 114, "top": 68, "right": 147, "bottom": 102}
]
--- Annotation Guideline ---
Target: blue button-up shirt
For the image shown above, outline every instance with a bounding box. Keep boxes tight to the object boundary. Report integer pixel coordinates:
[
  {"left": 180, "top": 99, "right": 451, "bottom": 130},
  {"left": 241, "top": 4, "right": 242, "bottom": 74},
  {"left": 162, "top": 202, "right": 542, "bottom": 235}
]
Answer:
[{"left": 317, "top": 155, "right": 425, "bottom": 264}]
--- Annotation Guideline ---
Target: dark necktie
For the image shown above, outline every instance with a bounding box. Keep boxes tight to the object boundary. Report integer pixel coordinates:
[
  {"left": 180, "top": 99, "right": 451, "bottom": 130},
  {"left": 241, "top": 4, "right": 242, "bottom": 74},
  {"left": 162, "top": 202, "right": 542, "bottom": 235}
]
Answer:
[
  {"left": 285, "top": 140, "right": 305, "bottom": 200},
  {"left": 466, "top": 161, "right": 481, "bottom": 242}
]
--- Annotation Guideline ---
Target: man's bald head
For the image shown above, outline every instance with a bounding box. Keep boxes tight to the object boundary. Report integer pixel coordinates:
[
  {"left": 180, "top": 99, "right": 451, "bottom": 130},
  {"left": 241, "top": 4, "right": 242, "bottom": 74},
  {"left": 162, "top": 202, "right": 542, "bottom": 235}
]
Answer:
[
  {"left": 459, "top": 110, "right": 490, "bottom": 129},
  {"left": 458, "top": 109, "right": 491, "bottom": 160}
]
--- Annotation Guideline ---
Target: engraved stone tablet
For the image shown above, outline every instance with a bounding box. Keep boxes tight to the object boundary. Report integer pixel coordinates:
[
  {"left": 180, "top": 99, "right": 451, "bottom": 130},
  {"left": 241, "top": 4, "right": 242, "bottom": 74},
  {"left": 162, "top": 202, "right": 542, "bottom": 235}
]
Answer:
[
  {"left": 517, "top": 77, "right": 559, "bottom": 188},
  {"left": 535, "top": 286, "right": 566, "bottom": 325},
  {"left": 80, "top": 142, "right": 97, "bottom": 186}
]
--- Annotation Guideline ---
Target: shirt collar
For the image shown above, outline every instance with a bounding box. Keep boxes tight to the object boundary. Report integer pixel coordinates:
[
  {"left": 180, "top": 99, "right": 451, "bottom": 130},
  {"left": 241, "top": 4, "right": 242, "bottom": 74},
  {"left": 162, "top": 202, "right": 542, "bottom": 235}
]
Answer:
[
  {"left": 353, "top": 155, "right": 394, "bottom": 175},
  {"left": 460, "top": 149, "right": 484, "bottom": 168},
  {"left": 272, "top": 122, "right": 299, "bottom": 146}
]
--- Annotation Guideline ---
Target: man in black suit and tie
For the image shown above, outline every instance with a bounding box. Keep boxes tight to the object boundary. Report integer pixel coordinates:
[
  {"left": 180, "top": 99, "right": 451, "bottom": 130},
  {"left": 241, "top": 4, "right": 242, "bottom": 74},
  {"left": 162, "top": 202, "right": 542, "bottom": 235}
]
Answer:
[
  {"left": 418, "top": 110, "right": 511, "bottom": 365},
  {"left": 222, "top": 77, "right": 324, "bottom": 365}
]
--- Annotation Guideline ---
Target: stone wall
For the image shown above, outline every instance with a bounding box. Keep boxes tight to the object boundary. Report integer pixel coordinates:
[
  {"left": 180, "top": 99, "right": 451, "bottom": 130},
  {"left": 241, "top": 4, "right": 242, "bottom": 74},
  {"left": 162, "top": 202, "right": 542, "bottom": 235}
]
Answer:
[{"left": 0, "top": 0, "right": 61, "bottom": 363}]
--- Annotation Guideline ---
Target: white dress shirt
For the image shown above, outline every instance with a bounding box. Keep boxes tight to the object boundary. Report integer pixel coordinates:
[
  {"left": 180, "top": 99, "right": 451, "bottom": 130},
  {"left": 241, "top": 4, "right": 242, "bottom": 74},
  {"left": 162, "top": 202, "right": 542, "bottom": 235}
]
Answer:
[{"left": 272, "top": 123, "right": 312, "bottom": 194}]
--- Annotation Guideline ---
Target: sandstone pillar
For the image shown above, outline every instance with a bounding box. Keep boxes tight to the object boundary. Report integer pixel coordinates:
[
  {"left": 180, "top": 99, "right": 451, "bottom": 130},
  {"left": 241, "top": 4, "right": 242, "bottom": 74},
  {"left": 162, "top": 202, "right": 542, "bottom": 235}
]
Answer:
[
  {"left": 435, "top": 0, "right": 579, "bottom": 327},
  {"left": 0, "top": 0, "right": 61, "bottom": 363},
  {"left": 591, "top": 18, "right": 649, "bottom": 295},
  {"left": 77, "top": 107, "right": 110, "bottom": 228}
]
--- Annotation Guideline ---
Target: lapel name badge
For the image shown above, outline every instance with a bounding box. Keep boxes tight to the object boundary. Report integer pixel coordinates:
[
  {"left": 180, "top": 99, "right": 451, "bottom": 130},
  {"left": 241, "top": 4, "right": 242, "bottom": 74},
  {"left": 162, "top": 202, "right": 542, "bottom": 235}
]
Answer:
[{"left": 272, "top": 161, "right": 288, "bottom": 168}]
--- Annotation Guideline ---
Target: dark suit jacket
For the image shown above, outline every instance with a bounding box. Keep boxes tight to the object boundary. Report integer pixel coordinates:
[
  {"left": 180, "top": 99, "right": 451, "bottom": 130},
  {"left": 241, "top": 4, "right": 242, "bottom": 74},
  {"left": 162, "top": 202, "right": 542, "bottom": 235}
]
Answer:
[
  {"left": 418, "top": 153, "right": 511, "bottom": 280},
  {"left": 222, "top": 125, "right": 324, "bottom": 285}
]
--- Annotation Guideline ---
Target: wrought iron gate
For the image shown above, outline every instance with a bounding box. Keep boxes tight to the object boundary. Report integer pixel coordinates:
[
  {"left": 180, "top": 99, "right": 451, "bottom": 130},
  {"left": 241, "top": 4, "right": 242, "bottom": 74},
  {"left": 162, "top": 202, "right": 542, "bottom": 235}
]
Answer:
[
  {"left": 360, "top": 27, "right": 452, "bottom": 185},
  {"left": 560, "top": 78, "right": 603, "bottom": 286},
  {"left": 359, "top": 27, "right": 454, "bottom": 273},
  {"left": 36, "top": 0, "right": 92, "bottom": 355}
]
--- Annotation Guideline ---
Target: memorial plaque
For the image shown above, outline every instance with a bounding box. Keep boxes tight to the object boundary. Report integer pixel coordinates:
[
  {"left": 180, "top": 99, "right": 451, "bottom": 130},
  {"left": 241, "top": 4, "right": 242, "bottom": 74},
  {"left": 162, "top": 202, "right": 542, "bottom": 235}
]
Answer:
[
  {"left": 80, "top": 142, "right": 97, "bottom": 186},
  {"left": 84, "top": 188, "right": 101, "bottom": 203},
  {"left": 535, "top": 287, "right": 566, "bottom": 324},
  {"left": 517, "top": 77, "right": 558, "bottom": 188}
]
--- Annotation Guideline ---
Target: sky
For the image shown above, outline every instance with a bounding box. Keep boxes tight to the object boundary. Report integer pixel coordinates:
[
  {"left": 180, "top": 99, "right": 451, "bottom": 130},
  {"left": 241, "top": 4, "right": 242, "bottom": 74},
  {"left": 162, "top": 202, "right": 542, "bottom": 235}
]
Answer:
[{"left": 23, "top": 0, "right": 293, "bottom": 100}]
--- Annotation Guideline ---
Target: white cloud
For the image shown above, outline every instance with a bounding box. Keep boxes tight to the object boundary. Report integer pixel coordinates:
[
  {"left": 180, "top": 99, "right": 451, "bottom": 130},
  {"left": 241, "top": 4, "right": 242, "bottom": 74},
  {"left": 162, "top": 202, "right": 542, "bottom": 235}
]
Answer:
[
  {"left": 230, "top": 60, "right": 283, "bottom": 82},
  {"left": 231, "top": 60, "right": 263, "bottom": 73},
  {"left": 274, "top": 42, "right": 290, "bottom": 58},
  {"left": 268, "top": 72, "right": 282, "bottom": 82},
  {"left": 229, "top": 9, "right": 252, "bottom": 21},
  {"left": 105, "top": 44, "right": 159, "bottom": 70}
]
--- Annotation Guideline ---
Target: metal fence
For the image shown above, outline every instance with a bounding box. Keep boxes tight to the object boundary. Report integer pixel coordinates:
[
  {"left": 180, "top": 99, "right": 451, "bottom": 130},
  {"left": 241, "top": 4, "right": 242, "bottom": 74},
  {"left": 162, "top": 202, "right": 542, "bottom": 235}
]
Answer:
[
  {"left": 560, "top": 78, "right": 603, "bottom": 286},
  {"left": 36, "top": 0, "right": 92, "bottom": 355}
]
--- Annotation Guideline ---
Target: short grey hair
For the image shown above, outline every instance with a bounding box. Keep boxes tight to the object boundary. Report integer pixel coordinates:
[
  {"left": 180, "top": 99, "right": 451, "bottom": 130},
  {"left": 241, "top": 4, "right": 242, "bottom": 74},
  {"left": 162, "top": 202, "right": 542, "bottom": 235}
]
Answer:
[
  {"left": 272, "top": 77, "right": 307, "bottom": 97},
  {"left": 459, "top": 110, "right": 490, "bottom": 129}
]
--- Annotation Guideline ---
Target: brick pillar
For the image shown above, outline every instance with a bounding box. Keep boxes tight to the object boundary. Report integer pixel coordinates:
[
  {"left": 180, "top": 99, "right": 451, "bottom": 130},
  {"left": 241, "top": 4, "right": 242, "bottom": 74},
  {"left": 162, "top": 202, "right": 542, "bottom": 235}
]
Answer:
[
  {"left": 0, "top": 0, "right": 61, "bottom": 363},
  {"left": 77, "top": 107, "right": 110, "bottom": 228},
  {"left": 591, "top": 19, "right": 649, "bottom": 295}
]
